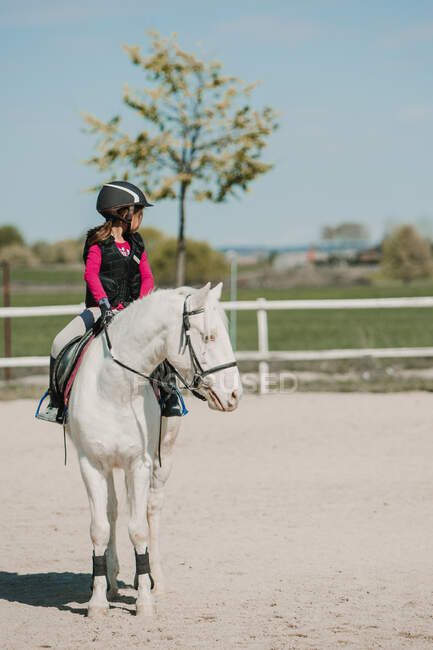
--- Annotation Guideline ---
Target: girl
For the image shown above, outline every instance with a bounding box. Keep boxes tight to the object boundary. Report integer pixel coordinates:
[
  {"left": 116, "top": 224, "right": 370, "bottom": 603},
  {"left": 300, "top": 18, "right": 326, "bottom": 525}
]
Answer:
[{"left": 37, "top": 180, "right": 180, "bottom": 422}]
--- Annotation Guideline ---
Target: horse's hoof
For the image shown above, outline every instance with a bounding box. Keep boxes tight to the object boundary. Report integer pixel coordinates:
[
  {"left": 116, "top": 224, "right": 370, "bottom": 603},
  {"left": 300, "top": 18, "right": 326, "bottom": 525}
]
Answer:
[
  {"left": 87, "top": 604, "right": 109, "bottom": 618},
  {"left": 135, "top": 601, "right": 154, "bottom": 617}
]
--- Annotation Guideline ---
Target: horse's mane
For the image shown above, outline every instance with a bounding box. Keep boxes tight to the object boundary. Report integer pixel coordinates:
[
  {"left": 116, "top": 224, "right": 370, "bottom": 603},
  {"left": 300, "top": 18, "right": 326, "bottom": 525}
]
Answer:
[{"left": 112, "top": 285, "right": 228, "bottom": 334}]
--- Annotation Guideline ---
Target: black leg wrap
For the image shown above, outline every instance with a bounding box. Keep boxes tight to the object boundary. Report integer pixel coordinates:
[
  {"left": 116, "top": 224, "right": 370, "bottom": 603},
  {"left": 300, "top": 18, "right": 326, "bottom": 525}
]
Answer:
[
  {"left": 134, "top": 548, "right": 154, "bottom": 590},
  {"left": 91, "top": 551, "right": 111, "bottom": 593}
]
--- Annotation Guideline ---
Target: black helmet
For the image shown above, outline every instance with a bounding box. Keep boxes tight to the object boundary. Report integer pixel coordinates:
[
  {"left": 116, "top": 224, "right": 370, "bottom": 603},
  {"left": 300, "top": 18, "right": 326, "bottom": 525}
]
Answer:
[{"left": 96, "top": 181, "right": 153, "bottom": 218}]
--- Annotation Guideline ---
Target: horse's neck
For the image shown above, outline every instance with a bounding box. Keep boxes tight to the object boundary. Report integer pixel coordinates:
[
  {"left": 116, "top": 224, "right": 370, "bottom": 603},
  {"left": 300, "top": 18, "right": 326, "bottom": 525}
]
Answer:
[{"left": 106, "top": 293, "right": 176, "bottom": 375}]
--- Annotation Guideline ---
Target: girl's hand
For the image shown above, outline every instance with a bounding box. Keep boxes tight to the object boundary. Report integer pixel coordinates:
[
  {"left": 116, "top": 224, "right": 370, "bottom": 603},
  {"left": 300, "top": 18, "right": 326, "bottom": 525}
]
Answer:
[{"left": 98, "top": 298, "right": 114, "bottom": 325}]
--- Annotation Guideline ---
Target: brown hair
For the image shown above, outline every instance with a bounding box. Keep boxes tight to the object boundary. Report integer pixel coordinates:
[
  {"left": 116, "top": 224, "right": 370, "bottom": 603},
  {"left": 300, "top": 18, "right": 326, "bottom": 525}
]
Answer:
[
  {"left": 87, "top": 221, "right": 114, "bottom": 246},
  {"left": 87, "top": 206, "right": 137, "bottom": 245}
]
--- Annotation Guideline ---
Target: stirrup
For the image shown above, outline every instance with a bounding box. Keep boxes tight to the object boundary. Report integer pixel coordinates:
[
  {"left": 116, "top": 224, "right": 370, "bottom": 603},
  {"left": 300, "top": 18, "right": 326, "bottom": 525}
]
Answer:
[
  {"left": 35, "top": 391, "right": 64, "bottom": 424},
  {"left": 160, "top": 388, "right": 188, "bottom": 417}
]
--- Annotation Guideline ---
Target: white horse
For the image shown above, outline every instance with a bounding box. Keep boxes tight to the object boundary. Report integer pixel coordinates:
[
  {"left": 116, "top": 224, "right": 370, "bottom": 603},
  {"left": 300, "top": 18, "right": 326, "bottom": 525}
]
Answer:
[{"left": 67, "top": 282, "right": 241, "bottom": 617}]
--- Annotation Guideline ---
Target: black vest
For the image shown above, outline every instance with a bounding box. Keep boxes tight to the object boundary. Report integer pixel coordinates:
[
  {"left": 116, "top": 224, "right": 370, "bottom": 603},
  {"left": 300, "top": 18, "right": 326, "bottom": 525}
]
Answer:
[{"left": 83, "top": 232, "right": 145, "bottom": 308}]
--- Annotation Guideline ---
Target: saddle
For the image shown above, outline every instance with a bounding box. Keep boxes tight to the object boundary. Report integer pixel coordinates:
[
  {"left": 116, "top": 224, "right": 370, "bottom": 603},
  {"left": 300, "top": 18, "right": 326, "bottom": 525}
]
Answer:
[
  {"left": 53, "top": 326, "right": 98, "bottom": 407},
  {"left": 52, "top": 318, "right": 162, "bottom": 413}
]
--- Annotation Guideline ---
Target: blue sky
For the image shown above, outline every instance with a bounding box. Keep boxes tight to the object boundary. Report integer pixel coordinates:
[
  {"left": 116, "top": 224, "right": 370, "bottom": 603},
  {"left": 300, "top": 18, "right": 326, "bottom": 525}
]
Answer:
[{"left": 1, "top": 0, "right": 433, "bottom": 247}]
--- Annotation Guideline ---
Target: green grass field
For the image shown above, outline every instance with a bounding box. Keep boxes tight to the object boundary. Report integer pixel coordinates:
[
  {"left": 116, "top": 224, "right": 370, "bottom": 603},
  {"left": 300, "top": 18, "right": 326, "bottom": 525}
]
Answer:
[
  {"left": 1, "top": 278, "right": 433, "bottom": 358},
  {"left": 224, "top": 284, "right": 433, "bottom": 352},
  {"left": 7, "top": 266, "right": 84, "bottom": 285}
]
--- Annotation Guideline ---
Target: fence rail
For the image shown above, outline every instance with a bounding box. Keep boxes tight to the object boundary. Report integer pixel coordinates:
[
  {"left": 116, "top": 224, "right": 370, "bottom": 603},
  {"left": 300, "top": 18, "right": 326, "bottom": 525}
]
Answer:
[{"left": 1, "top": 297, "right": 433, "bottom": 393}]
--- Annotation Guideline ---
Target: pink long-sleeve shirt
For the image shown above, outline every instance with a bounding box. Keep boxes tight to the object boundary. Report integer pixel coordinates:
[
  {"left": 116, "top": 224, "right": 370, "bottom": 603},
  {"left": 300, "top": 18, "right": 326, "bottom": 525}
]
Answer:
[{"left": 84, "top": 241, "right": 154, "bottom": 309}]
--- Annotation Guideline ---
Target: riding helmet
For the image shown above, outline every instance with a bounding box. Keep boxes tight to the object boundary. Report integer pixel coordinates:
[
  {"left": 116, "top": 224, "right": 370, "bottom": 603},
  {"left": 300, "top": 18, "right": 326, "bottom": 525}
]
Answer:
[{"left": 96, "top": 181, "right": 153, "bottom": 217}]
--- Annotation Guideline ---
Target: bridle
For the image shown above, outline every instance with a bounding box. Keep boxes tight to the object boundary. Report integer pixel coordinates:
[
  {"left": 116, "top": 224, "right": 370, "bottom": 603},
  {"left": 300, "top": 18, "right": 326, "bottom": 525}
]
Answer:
[
  {"left": 178, "top": 294, "right": 238, "bottom": 392},
  {"left": 100, "top": 293, "right": 238, "bottom": 467},
  {"left": 103, "top": 293, "right": 237, "bottom": 399}
]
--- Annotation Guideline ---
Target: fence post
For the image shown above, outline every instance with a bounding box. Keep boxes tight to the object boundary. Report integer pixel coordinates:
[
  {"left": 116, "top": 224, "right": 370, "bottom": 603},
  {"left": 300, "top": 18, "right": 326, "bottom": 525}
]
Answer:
[
  {"left": 3, "top": 261, "right": 11, "bottom": 380},
  {"left": 257, "top": 297, "right": 269, "bottom": 394}
]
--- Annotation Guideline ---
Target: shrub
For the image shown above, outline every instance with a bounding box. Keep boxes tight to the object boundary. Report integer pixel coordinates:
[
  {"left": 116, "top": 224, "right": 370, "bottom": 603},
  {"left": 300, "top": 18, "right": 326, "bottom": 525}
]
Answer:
[
  {"left": 138, "top": 227, "right": 166, "bottom": 256},
  {"left": 0, "top": 225, "right": 25, "bottom": 249},
  {"left": 150, "top": 237, "right": 228, "bottom": 287},
  {"left": 31, "top": 239, "right": 82, "bottom": 264},
  {"left": 0, "top": 244, "right": 38, "bottom": 266},
  {"left": 381, "top": 225, "right": 433, "bottom": 282}
]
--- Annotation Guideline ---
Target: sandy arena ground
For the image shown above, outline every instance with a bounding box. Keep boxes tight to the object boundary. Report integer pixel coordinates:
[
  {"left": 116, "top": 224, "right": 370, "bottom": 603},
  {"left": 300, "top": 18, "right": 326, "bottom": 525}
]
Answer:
[{"left": 1, "top": 393, "right": 433, "bottom": 649}]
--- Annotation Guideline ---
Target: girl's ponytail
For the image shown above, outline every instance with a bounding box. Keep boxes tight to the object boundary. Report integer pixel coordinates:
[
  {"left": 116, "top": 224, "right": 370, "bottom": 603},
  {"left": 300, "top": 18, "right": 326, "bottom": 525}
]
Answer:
[{"left": 87, "top": 221, "right": 113, "bottom": 246}]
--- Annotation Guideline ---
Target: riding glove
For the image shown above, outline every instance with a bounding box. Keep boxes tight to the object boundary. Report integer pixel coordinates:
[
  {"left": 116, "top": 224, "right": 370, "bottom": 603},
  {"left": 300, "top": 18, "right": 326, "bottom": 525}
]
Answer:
[{"left": 98, "top": 298, "right": 114, "bottom": 325}]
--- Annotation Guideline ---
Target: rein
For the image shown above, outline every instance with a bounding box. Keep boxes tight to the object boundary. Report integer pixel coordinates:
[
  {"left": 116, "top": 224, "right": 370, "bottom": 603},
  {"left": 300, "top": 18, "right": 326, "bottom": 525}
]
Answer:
[
  {"left": 102, "top": 293, "right": 238, "bottom": 464},
  {"left": 103, "top": 324, "right": 205, "bottom": 401},
  {"left": 103, "top": 293, "right": 237, "bottom": 396}
]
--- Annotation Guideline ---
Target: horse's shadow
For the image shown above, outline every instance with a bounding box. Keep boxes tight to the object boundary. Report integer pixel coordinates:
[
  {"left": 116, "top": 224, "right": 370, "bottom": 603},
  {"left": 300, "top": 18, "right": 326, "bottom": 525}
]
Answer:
[{"left": 0, "top": 571, "right": 134, "bottom": 616}]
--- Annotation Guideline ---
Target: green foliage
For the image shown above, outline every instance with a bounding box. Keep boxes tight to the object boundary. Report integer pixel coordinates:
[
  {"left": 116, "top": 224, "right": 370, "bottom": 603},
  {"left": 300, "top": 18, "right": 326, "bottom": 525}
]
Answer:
[
  {"left": 31, "top": 239, "right": 82, "bottom": 264},
  {"left": 381, "top": 225, "right": 433, "bottom": 282},
  {"left": 81, "top": 30, "right": 279, "bottom": 284},
  {"left": 52, "top": 239, "right": 83, "bottom": 264},
  {"left": 0, "top": 225, "right": 25, "bottom": 248},
  {"left": 138, "top": 226, "right": 166, "bottom": 255},
  {"left": 82, "top": 31, "right": 278, "bottom": 201},
  {"left": 0, "top": 244, "right": 37, "bottom": 266},
  {"left": 148, "top": 234, "right": 228, "bottom": 286}
]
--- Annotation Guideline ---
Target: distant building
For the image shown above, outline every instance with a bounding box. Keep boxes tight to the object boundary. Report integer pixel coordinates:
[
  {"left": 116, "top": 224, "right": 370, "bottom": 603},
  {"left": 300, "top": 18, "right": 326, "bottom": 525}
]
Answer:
[
  {"left": 272, "top": 250, "right": 309, "bottom": 270},
  {"left": 219, "top": 242, "right": 378, "bottom": 269},
  {"left": 222, "top": 249, "right": 268, "bottom": 266}
]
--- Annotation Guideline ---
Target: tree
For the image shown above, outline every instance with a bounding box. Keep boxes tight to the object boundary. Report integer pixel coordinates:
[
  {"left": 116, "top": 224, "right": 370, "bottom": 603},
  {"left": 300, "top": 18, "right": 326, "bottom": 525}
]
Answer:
[
  {"left": 0, "top": 225, "right": 24, "bottom": 249},
  {"left": 381, "top": 225, "right": 433, "bottom": 282},
  {"left": 82, "top": 31, "right": 278, "bottom": 286}
]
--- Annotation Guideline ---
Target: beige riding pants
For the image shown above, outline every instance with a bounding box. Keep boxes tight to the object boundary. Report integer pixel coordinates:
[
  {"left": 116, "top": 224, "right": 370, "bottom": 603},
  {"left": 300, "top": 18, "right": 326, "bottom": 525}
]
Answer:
[{"left": 51, "top": 307, "right": 101, "bottom": 359}]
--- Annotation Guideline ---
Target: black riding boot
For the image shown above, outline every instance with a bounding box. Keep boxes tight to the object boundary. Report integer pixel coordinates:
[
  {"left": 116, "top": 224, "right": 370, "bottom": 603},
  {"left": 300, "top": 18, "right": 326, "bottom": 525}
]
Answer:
[
  {"left": 158, "top": 360, "right": 184, "bottom": 417},
  {"left": 36, "top": 356, "right": 64, "bottom": 424}
]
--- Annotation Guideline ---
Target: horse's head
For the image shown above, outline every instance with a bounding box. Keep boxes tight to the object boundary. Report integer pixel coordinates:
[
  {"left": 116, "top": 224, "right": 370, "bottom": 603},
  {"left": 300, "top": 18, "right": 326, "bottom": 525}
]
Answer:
[{"left": 166, "top": 282, "right": 242, "bottom": 412}]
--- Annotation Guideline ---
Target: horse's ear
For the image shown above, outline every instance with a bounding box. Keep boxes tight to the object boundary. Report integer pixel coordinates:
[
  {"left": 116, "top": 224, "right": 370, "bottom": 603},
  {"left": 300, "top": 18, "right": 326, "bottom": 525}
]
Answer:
[
  {"left": 211, "top": 282, "right": 223, "bottom": 300},
  {"left": 189, "top": 282, "right": 211, "bottom": 311}
]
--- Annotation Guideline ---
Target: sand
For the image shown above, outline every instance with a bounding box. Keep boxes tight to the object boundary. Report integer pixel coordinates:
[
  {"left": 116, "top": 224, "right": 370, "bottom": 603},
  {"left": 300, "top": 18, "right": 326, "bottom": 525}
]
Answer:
[{"left": 1, "top": 392, "right": 433, "bottom": 649}]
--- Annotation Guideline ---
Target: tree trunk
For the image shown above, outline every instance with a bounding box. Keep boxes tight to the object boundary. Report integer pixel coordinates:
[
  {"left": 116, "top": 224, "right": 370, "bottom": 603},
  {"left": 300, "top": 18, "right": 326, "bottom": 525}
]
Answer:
[{"left": 175, "top": 182, "right": 187, "bottom": 287}]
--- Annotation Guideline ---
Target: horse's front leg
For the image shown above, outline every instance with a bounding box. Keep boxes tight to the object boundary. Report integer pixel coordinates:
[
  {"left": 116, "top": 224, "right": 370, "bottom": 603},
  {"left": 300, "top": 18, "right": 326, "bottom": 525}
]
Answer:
[
  {"left": 106, "top": 471, "right": 119, "bottom": 600},
  {"left": 147, "top": 416, "right": 181, "bottom": 594},
  {"left": 125, "top": 458, "right": 154, "bottom": 617},
  {"left": 79, "top": 456, "right": 110, "bottom": 618}
]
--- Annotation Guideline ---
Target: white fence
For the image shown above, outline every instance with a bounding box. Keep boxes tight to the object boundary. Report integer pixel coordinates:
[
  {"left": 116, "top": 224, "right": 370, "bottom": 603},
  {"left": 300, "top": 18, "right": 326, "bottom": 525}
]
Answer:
[{"left": 2, "top": 297, "right": 433, "bottom": 394}]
